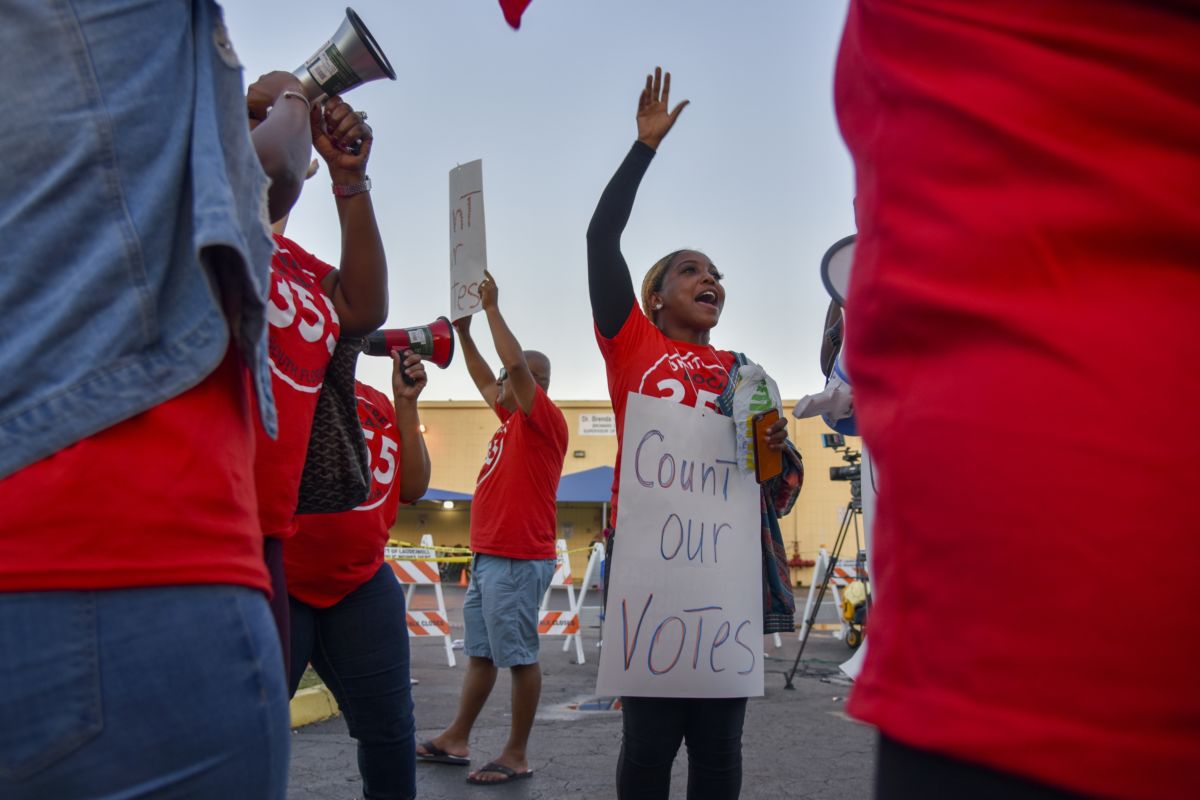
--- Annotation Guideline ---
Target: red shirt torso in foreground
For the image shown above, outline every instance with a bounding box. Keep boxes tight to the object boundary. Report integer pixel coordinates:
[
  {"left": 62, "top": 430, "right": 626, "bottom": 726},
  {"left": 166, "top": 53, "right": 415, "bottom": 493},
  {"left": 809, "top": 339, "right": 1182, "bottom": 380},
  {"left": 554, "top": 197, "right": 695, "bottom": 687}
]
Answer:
[
  {"left": 836, "top": 2, "right": 1200, "bottom": 798},
  {"left": 252, "top": 234, "right": 340, "bottom": 540},
  {"left": 470, "top": 385, "right": 567, "bottom": 560},
  {"left": 0, "top": 346, "right": 268, "bottom": 594},
  {"left": 596, "top": 304, "right": 736, "bottom": 526},
  {"left": 285, "top": 382, "right": 403, "bottom": 608}
]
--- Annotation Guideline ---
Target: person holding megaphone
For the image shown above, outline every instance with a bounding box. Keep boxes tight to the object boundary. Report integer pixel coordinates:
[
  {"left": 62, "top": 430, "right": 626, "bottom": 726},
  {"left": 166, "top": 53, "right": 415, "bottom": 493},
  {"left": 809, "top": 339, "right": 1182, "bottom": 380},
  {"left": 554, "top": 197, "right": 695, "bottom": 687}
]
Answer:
[
  {"left": 245, "top": 72, "right": 389, "bottom": 674},
  {"left": 283, "top": 348, "right": 431, "bottom": 800}
]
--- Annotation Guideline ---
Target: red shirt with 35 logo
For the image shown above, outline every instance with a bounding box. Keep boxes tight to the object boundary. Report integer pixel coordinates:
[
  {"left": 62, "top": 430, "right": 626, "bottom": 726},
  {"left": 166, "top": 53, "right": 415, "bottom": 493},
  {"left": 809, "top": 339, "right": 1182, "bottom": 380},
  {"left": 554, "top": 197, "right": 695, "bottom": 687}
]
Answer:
[
  {"left": 285, "top": 382, "right": 402, "bottom": 607},
  {"left": 596, "top": 304, "right": 735, "bottom": 526},
  {"left": 252, "top": 235, "right": 340, "bottom": 539}
]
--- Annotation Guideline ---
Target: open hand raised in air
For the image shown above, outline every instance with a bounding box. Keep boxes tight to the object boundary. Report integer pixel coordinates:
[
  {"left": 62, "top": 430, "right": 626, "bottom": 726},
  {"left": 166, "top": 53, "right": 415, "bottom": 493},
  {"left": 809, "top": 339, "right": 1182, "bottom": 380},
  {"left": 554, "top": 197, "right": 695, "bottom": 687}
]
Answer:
[{"left": 637, "top": 67, "right": 689, "bottom": 151}]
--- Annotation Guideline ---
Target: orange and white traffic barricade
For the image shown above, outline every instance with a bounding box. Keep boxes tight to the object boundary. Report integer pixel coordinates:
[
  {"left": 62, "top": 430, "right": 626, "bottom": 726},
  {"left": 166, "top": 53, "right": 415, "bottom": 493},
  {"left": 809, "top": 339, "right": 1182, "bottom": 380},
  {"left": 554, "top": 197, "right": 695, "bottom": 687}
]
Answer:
[
  {"left": 385, "top": 533, "right": 456, "bottom": 667},
  {"left": 829, "top": 552, "right": 868, "bottom": 643},
  {"left": 538, "top": 540, "right": 605, "bottom": 664},
  {"left": 797, "top": 546, "right": 868, "bottom": 644}
]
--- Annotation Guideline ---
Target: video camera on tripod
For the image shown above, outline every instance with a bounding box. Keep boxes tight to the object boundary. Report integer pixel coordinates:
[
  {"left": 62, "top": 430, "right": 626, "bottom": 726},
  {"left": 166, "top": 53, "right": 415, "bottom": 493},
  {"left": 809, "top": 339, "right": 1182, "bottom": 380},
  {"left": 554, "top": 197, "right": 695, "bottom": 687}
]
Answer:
[{"left": 822, "top": 433, "right": 862, "bottom": 510}]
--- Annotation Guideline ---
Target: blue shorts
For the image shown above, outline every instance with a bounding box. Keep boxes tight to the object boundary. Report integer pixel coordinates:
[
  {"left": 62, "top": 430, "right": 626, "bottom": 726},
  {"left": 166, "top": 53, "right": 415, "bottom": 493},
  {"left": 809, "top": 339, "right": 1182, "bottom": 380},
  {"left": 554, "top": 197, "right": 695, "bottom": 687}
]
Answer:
[{"left": 463, "top": 554, "right": 555, "bottom": 668}]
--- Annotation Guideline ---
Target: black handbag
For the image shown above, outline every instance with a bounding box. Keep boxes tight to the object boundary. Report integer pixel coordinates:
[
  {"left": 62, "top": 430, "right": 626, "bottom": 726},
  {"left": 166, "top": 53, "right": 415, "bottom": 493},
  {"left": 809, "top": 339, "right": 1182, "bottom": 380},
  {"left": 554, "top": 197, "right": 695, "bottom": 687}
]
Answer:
[{"left": 295, "top": 336, "right": 371, "bottom": 515}]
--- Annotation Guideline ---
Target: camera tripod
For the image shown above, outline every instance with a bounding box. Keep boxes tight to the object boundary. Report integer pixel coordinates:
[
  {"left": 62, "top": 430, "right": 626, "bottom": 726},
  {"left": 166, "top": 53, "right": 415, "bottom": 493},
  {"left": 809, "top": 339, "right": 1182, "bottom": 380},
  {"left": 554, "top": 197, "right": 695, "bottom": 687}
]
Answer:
[{"left": 783, "top": 487, "right": 866, "bottom": 690}]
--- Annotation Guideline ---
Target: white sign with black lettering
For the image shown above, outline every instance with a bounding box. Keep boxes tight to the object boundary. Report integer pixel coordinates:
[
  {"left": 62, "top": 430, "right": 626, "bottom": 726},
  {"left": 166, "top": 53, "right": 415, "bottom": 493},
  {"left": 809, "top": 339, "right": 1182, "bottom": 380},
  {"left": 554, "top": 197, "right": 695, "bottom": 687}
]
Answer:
[
  {"left": 596, "top": 393, "right": 763, "bottom": 698},
  {"left": 449, "top": 160, "right": 487, "bottom": 321}
]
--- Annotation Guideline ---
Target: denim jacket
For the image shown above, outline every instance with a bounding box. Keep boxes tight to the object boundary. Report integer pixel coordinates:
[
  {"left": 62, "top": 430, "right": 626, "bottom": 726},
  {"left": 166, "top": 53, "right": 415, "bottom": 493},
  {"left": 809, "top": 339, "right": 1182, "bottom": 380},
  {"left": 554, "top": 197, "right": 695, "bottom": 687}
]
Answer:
[{"left": 0, "top": 0, "right": 276, "bottom": 479}]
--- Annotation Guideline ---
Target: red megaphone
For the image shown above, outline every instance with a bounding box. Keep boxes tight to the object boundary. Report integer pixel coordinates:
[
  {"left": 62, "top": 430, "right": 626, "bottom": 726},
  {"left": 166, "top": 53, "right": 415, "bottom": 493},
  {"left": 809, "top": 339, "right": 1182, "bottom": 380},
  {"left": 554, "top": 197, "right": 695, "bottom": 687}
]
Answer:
[{"left": 362, "top": 316, "right": 455, "bottom": 370}]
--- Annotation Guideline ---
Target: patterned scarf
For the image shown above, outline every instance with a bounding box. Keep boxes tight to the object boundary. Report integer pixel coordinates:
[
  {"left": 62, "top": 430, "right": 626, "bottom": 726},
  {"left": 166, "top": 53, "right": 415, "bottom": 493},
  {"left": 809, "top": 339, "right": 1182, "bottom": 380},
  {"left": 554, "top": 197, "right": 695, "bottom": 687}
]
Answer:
[{"left": 718, "top": 353, "right": 803, "bottom": 634}]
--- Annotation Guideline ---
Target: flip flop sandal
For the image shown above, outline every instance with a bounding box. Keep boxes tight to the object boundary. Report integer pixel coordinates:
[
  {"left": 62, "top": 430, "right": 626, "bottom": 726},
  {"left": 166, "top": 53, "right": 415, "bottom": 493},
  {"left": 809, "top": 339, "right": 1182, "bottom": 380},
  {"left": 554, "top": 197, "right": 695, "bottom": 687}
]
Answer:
[
  {"left": 415, "top": 740, "right": 469, "bottom": 766},
  {"left": 466, "top": 761, "right": 534, "bottom": 785}
]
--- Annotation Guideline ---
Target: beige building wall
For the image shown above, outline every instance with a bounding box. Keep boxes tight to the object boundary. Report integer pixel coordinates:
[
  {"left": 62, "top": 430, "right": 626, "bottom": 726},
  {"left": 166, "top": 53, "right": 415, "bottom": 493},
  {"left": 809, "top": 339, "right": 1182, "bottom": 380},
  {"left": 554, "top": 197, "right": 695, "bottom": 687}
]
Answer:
[{"left": 392, "top": 399, "right": 862, "bottom": 587}]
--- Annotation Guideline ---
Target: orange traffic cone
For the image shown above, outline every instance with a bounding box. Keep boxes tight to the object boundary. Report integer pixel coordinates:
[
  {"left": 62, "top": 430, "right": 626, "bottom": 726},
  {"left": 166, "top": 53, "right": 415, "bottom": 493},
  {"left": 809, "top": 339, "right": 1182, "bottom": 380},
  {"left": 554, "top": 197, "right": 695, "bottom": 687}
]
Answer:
[{"left": 458, "top": 565, "right": 469, "bottom": 588}]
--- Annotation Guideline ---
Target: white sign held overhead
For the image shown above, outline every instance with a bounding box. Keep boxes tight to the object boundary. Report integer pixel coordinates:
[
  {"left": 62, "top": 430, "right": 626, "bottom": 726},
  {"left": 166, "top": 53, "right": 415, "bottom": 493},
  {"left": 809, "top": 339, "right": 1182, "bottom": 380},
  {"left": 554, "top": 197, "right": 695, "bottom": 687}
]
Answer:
[
  {"left": 449, "top": 160, "right": 487, "bottom": 321},
  {"left": 578, "top": 413, "right": 617, "bottom": 436},
  {"left": 596, "top": 393, "right": 763, "bottom": 698}
]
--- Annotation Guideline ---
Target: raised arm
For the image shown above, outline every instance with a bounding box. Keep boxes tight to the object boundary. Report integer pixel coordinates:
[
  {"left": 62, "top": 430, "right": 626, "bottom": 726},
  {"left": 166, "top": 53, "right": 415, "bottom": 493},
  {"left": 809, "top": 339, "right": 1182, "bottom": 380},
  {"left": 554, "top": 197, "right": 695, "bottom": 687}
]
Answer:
[
  {"left": 247, "top": 71, "right": 313, "bottom": 224},
  {"left": 452, "top": 315, "right": 500, "bottom": 409},
  {"left": 586, "top": 67, "right": 688, "bottom": 338},
  {"left": 314, "top": 96, "right": 388, "bottom": 336},
  {"left": 479, "top": 272, "right": 538, "bottom": 415},
  {"left": 390, "top": 350, "right": 431, "bottom": 503}
]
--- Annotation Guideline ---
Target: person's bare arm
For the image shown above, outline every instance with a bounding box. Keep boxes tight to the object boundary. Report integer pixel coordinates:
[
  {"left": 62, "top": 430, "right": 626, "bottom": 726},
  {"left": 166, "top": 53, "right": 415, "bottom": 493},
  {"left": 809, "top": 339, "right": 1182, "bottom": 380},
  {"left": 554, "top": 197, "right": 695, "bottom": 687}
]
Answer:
[
  {"left": 391, "top": 350, "right": 431, "bottom": 503},
  {"left": 480, "top": 272, "right": 537, "bottom": 415},
  {"left": 247, "top": 71, "right": 312, "bottom": 224},
  {"left": 452, "top": 315, "right": 500, "bottom": 409},
  {"left": 314, "top": 96, "right": 388, "bottom": 336}
]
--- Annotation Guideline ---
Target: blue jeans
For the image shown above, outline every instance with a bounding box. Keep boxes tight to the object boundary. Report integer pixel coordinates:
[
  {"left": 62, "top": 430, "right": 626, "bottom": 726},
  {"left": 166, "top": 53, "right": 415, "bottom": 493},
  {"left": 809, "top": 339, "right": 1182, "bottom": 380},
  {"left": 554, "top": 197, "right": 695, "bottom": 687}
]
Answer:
[
  {"left": 289, "top": 564, "right": 416, "bottom": 800},
  {"left": 0, "top": 586, "right": 289, "bottom": 799},
  {"left": 617, "top": 696, "right": 748, "bottom": 800}
]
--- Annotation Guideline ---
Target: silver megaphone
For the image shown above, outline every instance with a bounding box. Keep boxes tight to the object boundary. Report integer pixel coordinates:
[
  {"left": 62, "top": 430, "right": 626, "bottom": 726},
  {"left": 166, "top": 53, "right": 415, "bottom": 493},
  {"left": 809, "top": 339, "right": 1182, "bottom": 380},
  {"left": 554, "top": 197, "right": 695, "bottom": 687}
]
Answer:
[{"left": 292, "top": 7, "right": 396, "bottom": 103}]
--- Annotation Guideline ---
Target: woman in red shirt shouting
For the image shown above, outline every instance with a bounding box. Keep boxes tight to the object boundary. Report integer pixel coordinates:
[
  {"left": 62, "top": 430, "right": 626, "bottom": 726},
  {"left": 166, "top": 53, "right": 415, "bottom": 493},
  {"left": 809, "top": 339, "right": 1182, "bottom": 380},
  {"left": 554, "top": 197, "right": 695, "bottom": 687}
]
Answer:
[{"left": 586, "top": 68, "right": 803, "bottom": 800}]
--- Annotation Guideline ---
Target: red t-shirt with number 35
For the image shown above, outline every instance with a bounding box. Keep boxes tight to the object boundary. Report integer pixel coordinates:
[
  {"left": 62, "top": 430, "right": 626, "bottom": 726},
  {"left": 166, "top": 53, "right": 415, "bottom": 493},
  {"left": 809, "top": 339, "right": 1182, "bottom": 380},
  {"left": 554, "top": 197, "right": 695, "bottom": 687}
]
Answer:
[
  {"left": 252, "top": 234, "right": 340, "bottom": 540},
  {"left": 285, "top": 382, "right": 402, "bottom": 608}
]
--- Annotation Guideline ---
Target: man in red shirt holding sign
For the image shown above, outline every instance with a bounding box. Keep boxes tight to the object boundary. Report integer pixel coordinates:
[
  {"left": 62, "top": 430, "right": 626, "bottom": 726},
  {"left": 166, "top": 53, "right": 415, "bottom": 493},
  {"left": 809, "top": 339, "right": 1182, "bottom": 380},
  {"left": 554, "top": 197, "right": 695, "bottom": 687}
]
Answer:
[{"left": 416, "top": 271, "right": 567, "bottom": 786}]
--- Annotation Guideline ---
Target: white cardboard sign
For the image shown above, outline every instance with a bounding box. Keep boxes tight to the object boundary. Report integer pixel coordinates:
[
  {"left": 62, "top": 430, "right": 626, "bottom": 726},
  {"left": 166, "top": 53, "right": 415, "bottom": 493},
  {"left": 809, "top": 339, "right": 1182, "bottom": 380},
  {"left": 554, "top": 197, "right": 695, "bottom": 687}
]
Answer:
[
  {"left": 596, "top": 393, "right": 763, "bottom": 698},
  {"left": 449, "top": 160, "right": 487, "bottom": 321}
]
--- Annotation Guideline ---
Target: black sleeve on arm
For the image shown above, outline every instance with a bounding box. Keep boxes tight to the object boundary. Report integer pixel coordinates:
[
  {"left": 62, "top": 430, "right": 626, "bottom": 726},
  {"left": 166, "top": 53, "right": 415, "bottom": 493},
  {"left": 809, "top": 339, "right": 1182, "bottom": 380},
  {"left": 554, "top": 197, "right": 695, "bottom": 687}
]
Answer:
[{"left": 586, "top": 141, "right": 656, "bottom": 339}]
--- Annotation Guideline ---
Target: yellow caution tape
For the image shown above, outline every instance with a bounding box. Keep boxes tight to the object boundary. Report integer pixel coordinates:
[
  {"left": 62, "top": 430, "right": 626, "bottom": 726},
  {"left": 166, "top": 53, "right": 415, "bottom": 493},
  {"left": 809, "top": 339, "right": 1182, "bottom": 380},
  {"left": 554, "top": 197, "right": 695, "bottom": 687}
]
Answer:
[
  {"left": 387, "top": 541, "right": 602, "bottom": 557},
  {"left": 385, "top": 555, "right": 472, "bottom": 564},
  {"left": 387, "top": 540, "right": 472, "bottom": 554}
]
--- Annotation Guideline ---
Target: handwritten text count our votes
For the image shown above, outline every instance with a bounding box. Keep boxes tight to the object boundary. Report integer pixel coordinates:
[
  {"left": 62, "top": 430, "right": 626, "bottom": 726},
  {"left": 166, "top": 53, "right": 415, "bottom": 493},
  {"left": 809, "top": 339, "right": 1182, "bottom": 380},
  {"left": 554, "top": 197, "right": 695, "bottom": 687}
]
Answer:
[
  {"left": 633, "top": 427, "right": 741, "bottom": 567},
  {"left": 607, "top": 416, "right": 760, "bottom": 684}
]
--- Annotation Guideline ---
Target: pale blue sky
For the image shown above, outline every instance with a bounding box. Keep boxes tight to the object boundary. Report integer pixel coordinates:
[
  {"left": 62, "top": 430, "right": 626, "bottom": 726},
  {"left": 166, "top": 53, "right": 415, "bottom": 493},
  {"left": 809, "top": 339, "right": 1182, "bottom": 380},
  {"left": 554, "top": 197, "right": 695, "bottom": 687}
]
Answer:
[{"left": 224, "top": 0, "right": 855, "bottom": 401}]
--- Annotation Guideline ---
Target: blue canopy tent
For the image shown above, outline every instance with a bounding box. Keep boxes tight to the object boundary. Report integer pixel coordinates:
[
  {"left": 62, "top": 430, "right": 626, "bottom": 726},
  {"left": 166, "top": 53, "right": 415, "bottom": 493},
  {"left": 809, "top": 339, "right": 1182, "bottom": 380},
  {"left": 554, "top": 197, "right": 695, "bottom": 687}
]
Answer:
[
  {"left": 415, "top": 466, "right": 615, "bottom": 514},
  {"left": 555, "top": 465, "right": 614, "bottom": 503},
  {"left": 556, "top": 465, "right": 614, "bottom": 529},
  {"left": 418, "top": 487, "right": 474, "bottom": 504}
]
